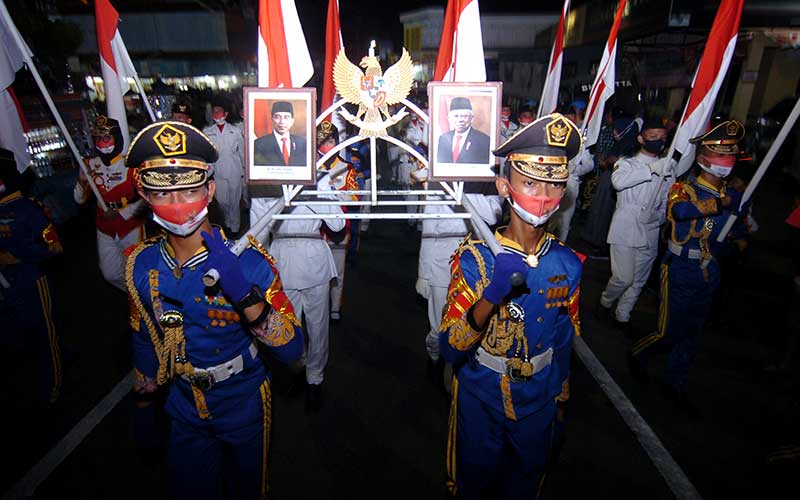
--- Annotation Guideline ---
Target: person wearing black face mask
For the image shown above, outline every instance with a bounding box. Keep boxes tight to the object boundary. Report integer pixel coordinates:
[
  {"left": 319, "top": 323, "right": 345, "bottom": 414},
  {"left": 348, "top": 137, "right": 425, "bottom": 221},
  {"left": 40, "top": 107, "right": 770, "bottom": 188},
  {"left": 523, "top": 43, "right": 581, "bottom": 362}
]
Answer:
[
  {"left": 73, "top": 115, "right": 147, "bottom": 292},
  {"left": 597, "top": 118, "right": 671, "bottom": 338}
]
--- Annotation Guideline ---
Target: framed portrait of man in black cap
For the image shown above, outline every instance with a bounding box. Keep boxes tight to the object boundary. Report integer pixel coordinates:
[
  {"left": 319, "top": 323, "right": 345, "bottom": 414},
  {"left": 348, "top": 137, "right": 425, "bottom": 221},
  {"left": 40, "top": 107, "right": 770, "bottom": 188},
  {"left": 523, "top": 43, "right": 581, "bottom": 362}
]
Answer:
[
  {"left": 428, "top": 82, "right": 502, "bottom": 181},
  {"left": 244, "top": 87, "right": 316, "bottom": 185}
]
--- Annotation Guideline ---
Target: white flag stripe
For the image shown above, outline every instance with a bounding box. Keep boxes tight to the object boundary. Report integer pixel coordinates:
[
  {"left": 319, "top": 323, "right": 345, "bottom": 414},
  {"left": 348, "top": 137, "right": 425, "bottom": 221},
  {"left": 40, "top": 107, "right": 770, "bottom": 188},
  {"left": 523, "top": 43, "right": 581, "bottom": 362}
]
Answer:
[
  {"left": 0, "top": 16, "right": 30, "bottom": 91},
  {"left": 451, "top": 1, "right": 486, "bottom": 82},
  {"left": 281, "top": 0, "right": 313, "bottom": 87},
  {"left": 0, "top": 89, "right": 31, "bottom": 172},
  {"left": 257, "top": 30, "right": 269, "bottom": 88},
  {"left": 111, "top": 33, "right": 135, "bottom": 94}
]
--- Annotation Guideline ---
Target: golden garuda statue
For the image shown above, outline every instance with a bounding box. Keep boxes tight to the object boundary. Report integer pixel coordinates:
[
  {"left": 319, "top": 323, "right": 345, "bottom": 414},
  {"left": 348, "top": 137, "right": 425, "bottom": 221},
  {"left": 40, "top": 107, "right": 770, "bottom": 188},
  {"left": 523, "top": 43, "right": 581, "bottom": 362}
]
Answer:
[{"left": 333, "top": 42, "right": 414, "bottom": 137}]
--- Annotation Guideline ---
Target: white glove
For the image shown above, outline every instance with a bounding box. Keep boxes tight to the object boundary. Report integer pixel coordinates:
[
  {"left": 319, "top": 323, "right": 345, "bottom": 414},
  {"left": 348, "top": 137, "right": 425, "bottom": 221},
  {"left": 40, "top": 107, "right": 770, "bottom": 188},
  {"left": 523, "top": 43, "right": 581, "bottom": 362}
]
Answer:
[
  {"left": 316, "top": 173, "right": 339, "bottom": 201},
  {"left": 410, "top": 166, "right": 429, "bottom": 183}
]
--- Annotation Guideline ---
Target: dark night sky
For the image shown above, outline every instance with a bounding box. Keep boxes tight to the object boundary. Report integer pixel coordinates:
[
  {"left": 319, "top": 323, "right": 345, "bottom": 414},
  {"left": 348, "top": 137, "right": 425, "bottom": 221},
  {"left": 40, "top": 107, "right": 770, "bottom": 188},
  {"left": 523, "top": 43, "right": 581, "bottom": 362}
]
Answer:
[{"left": 297, "top": 0, "right": 562, "bottom": 62}]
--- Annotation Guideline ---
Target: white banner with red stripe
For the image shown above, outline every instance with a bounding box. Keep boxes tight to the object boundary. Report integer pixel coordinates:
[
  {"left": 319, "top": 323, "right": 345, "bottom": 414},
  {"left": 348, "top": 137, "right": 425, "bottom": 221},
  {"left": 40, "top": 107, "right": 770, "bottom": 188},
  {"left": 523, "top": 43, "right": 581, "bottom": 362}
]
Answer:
[
  {"left": 581, "top": 0, "right": 626, "bottom": 148},
  {"left": 538, "top": 0, "right": 570, "bottom": 118}
]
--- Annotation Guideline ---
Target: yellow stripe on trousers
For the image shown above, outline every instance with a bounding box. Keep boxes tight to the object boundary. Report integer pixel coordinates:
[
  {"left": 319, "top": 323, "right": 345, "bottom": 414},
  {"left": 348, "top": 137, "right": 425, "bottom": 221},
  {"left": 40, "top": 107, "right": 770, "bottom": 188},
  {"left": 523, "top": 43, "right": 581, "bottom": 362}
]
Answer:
[
  {"left": 259, "top": 380, "right": 272, "bottom": 500},
  {"left": 37, "top": 276, "right": 62, "bottom": 397},
  {"left": 632, "top": 263, "right": 670, "bottom": 355},
  {"left": 446, "top": 376, "right": 459, "bottom": 497}
]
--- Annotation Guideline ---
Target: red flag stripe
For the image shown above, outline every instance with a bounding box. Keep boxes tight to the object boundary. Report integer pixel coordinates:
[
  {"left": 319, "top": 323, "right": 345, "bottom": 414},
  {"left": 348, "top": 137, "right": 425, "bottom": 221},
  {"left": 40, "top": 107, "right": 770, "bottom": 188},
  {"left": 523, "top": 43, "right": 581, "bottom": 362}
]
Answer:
[
  {"left": 259, "top": 0, "right": 292, "bottom": 87},
  {"left": 433, "top": 0, "right": 474, "bottom": 82},
  {"left": 95, "top": 0, "right": 119, "bottom": 73},
  {"left": 321, "top": 0, "right": 341, "bottom": 111},
  {"left": 7, "top": 87, "right": 28, "bottom": 132}
]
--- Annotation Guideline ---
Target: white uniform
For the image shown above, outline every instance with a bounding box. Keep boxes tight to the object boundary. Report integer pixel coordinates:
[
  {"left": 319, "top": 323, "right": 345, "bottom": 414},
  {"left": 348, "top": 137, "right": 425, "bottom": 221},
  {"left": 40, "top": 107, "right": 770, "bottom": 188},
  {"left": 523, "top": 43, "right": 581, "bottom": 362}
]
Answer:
[
  {"left": 73, "top": 156, "right": 145, "bottom": 292},
  {"left": 203, "top": 122, "right": 244, "bottom": 232},
  {"left": 401, "top": 120, "right": 429, "bottom": 226},
  {"left": 500, "top": 119, "right": 519, "bottom": 143},
  {"left": 600, "top": 152, "right": 672, "bottom": 322},
  {"left": 552, "top": 147, "right": 595, "bottom": 241},
  {"left": 251, "top": 193, "right": 345, "bottom": 385},
  {"left": 419, "top": 192, "right": 502, "bottom": 361}
]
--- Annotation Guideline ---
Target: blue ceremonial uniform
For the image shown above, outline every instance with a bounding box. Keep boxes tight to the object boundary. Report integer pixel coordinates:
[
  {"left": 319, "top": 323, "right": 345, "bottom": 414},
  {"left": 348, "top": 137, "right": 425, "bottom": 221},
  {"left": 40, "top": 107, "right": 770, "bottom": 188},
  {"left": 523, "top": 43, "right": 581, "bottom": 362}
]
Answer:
[
  {"left": 127, "top": 233, "right": 303, "bottom": 500},
  {"left": 631, "top": 175, "right": 748, "bottom": 392},
  {"left": 0, "top": 191, "right": 63, "bottom": 404},
  {"left": 439, "top": 231, "right": 582, "bottom": 499}
]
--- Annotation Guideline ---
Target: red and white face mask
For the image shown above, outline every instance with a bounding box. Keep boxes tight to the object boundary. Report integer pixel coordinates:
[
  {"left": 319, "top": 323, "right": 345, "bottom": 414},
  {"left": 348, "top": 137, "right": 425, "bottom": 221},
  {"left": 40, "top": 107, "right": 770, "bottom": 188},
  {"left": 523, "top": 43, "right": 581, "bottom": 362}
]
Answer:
[
  {"left": 212, "top": 112, "right": 227, "bottom": 125},
  {"left": 151, "top": 197, "right": 209, "bottom": 236},
  {"left": 499, "top": 178, "right": 561, "bottom": 226},
  {"left": 95, "top": 137, "right": 115, "bottom": 154},
  {"left": 698, "top": 153, "right": 735, "bottom": 178},
  {"left": 319, "top": 142, "right": 336, "bottom": 155}
]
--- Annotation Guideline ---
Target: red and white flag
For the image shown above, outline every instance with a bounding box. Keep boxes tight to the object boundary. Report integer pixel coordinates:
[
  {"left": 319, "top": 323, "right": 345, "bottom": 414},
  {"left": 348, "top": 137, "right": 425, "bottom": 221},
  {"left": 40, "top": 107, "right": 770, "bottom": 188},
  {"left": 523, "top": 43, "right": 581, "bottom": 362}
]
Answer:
[
  {"left": 670, "top": 0, "right": 744, "bottom": 177},
  {"left": 321, "top": 0, "right": 343, "bottom": 115},
  {"left": 95, "top": 0, "right": 138, "bottom": 153},
  {"left": 538, "top": 0, "right": 570, "bottom": 118},
  {"left": 433, "top": 0, "right": 486, "bottom": 82},
  {"left": 0, "top": 9, "right": 31, "bottom": 172},
  {"left": 258, "top": 0, "right": 313, "bottom": 88},
  {"left": 581, "top": 0, "right": 627, "bottom": 148}
]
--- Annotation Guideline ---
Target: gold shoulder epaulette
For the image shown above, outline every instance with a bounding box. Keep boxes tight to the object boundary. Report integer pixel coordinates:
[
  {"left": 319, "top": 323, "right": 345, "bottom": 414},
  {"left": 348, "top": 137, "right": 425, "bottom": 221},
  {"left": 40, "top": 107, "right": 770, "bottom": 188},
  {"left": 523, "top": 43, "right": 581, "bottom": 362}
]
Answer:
[{"left": 246, "top": 234, "right": 277, "bottom": 265}]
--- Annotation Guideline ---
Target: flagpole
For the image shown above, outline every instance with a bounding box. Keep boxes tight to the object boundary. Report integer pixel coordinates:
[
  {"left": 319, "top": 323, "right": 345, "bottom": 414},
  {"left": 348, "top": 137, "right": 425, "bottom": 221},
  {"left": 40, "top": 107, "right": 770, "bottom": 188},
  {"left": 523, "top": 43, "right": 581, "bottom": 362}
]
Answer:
[
  {"left": 116, "top": 35, "right": 155, "bottom": 122},
  {"left": 715, "top": 95, "right": 800, "bottom": 243},
  {"left": 0, "top": 1, "right": 108, "bottom": 211},
  {"left": 132, "top": 73, "right": 155, "bottom": 122}
]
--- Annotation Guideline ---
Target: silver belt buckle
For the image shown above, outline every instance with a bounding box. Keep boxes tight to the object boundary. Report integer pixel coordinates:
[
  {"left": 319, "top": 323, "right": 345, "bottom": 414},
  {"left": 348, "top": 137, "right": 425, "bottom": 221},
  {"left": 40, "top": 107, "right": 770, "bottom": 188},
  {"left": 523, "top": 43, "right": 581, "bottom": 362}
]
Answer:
[{"left": 190, "top": 370, "right": 215, "bottom": 391}]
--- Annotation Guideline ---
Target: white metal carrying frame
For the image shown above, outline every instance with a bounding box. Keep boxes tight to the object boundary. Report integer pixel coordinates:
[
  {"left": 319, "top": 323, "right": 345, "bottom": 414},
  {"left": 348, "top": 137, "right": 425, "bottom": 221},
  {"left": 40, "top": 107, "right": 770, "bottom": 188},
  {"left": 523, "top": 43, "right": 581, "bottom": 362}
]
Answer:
[{"left": 213, "top": 98, "right": 487, "bottom": 264}]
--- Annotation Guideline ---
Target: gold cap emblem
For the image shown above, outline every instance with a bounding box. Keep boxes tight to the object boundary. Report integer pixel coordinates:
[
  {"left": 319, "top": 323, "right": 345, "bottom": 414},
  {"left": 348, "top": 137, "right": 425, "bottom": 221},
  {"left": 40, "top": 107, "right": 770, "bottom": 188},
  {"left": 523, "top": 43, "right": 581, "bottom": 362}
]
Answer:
[
  {"left": 545, "top": 116, "right": 572, "bottom": 147},
  {"left": 153, "top": 124, "right": 187, "bottom": 156}
]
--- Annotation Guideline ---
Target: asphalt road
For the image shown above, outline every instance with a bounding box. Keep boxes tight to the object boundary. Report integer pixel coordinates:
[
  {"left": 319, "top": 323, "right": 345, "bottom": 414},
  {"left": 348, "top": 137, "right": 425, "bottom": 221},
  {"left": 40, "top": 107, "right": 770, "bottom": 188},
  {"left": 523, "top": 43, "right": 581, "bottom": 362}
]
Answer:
[{"left": 2, "top": 175, "right": 798, "bottom": 499}]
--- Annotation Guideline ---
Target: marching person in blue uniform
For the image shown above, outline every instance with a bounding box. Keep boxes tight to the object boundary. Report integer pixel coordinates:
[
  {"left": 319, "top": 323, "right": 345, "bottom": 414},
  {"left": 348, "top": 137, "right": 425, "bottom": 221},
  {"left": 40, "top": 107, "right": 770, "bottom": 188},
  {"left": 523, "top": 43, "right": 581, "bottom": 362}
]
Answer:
[
  {"left": 439, "top": 114, "right": 584, "bottom": 499},
  {"left": 628, "top": 120, "right": 749, "bottom": 411},
  {"left": 124, "top": 121, "right": 304, "bottom": 500},
  {"left": 0, "top": 153, "right": 63, "bottom": 406}
]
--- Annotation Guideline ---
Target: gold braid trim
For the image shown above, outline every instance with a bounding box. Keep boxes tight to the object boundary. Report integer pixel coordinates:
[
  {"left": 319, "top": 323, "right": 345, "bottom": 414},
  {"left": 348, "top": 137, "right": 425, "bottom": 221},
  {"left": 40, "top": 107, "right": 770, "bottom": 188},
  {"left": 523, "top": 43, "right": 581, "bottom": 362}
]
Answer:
[
  {"left": 124, "top": 241, "right": 196, "bottom": 386},
  {"left": 442, "top": 242, "right": 490, "bottom": 350},
  {"left": 500, "top": 375, "right": 517, "bottom": 420},
  {"left": 668, "top": 183, "right": 695, "bottom": 245}
]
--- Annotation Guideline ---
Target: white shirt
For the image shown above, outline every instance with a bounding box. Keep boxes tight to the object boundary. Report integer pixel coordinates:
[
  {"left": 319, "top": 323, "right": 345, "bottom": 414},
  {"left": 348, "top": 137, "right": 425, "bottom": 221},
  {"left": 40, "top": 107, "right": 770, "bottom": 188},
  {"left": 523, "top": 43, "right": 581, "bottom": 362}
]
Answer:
[{"left": 607, "top": 152, "right": 672, "bottom": 248}]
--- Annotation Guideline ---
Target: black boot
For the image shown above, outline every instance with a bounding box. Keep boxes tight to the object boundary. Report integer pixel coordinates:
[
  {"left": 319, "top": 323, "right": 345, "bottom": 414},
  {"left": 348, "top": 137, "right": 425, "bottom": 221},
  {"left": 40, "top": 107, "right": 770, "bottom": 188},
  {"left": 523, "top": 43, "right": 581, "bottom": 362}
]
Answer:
[
  {"left": 612, "top": 318, "right": 639, "bottom": 339},
  {"left": 595, "top": 300, "right": 612, "bottom": 323},
  {"left": 305, "top": 383, "right": 323, "bottom": 414}
]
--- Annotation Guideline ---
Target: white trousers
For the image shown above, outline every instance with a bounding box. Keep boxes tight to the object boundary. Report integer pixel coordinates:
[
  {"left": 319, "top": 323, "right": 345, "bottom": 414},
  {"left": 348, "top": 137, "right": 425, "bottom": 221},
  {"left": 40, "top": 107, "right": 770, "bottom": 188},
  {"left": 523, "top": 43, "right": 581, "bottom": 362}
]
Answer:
[
  {"left": 214, "top": 176, "right": 243, "bottom": 233},
  {"left": 425, "top": 285, "right": 448, "bottom": 361},
  {"left": 285, "top": 284, "right": 330, "bottom": 385},
  {"left": 97, "top": 227, "right": 143, "bottom": 293},
  {"left": 330, "top": 244, "right": 346, "bottom": 315},
  {"left": 600, "top": 244, "right": 658, "bottom": 322}
]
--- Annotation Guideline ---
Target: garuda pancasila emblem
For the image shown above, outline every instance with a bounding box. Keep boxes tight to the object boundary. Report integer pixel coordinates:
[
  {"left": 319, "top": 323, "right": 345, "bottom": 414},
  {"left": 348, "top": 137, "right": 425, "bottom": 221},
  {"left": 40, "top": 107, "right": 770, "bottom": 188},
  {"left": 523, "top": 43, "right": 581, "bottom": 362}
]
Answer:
[{"left": 333, "top": 44, "right": 414, "bottom": 137}]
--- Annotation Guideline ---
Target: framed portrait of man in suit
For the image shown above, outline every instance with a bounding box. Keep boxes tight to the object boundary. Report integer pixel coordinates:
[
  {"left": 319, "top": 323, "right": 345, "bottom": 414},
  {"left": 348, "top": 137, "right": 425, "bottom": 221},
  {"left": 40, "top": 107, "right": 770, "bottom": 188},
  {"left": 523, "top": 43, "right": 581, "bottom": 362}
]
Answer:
[
  {"left": 244, "top": 87, "right": 316, "bottom": 185},
  {"left": 428, "top": 82, "right": 502, "bottom": 181}
]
